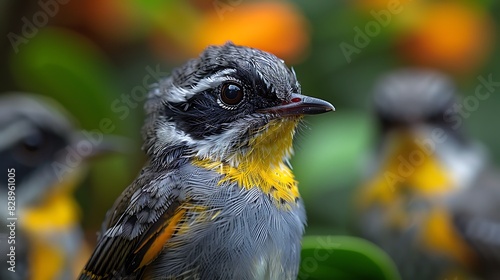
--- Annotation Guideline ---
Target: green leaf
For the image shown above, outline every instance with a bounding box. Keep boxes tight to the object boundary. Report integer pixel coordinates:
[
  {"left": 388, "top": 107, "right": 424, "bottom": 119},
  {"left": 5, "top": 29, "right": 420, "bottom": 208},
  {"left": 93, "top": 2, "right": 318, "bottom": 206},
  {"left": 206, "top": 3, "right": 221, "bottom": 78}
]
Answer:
[{"left": 299, "top": 235, "right": 401, "bottom": 280}]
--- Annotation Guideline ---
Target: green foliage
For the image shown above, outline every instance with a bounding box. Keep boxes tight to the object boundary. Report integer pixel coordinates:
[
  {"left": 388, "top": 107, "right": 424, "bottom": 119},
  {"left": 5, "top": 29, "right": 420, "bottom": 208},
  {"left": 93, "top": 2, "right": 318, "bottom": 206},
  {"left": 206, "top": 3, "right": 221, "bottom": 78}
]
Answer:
[
  {"left": 10, "top": 28, "right": 123, "bottom": 130},
  {"left": 293, "top": 111, "right": 374, "bottom": 191},
  {"left": 299, "top": 236, "right": 401, "bottom": 280}
]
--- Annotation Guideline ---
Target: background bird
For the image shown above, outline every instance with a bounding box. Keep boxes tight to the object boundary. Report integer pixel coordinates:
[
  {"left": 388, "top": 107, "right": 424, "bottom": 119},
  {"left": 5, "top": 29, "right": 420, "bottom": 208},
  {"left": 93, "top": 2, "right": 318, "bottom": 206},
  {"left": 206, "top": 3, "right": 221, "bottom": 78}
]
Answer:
[
  {"left": 0, "top": 93, "right": 122, "bottom": 280},
  {"left": 355, "top": 68, "right": 500, "bottom": 280},
  {"left": 79, "top": 42, "right": 334, "bottom": 280}
]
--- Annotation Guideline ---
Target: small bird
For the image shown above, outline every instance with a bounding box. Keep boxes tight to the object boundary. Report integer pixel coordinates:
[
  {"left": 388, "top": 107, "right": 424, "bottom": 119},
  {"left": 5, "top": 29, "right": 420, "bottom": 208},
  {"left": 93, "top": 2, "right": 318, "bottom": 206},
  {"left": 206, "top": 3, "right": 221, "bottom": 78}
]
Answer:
[
  {"left": 79, "top": 42, "right": 334, "bottom": 279},
  {"left": 355, "top": 68, "right": 500, "bottom": 280},
  {"left": 0, "top": 93, "right": 119, "bottom": 280}
]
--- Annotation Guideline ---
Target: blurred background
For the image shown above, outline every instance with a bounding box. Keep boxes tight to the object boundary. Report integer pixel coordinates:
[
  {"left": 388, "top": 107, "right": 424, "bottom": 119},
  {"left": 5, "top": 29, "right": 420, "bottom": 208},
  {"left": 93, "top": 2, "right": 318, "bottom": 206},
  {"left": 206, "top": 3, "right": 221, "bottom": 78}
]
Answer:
[{"left": 1, "top": 0, "right": 499, "bottom": 279}]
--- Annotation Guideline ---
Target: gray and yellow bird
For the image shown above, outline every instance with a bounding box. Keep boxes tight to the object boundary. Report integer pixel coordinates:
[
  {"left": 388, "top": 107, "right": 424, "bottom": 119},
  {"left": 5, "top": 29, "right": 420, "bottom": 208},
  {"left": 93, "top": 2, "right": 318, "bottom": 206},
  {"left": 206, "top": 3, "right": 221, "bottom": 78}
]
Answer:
[
  {"left": 79, "top": 43, "right": 334, "bottom": 279},
  {"left": 356, "top": 68, "right": 500, "bottom": 280},
  {"left": 0, "top": 93, "right": 117, "bottom": 280}
]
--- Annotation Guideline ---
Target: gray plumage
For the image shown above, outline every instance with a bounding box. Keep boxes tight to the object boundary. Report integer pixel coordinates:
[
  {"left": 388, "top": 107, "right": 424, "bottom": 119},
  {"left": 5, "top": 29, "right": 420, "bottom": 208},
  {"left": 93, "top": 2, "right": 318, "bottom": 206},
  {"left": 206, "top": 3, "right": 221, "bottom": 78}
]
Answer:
[
  {"left": 80, "top": 43, "right": 334, "bottom": 279},
  {"left": 85, "top": 161, "right": 305, "bottom": 279}
]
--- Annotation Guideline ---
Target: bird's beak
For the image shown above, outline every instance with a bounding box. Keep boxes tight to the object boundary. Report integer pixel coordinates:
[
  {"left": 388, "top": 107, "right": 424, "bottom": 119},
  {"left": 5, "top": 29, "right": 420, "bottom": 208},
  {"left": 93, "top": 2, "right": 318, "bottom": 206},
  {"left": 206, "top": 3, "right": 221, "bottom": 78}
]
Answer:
[
  {"left": 71, "top": 132, "right": 132, "bottom": 159},
  {"left": 258, "top": 93, "right": 335, "bottom": 116}
]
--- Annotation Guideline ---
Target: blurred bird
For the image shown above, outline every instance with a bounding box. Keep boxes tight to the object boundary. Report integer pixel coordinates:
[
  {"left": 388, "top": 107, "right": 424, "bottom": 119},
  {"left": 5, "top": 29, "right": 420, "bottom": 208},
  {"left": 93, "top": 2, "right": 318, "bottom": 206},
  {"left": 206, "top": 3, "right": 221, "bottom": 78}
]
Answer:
[
  {"left": 0, "top": 93, "right": 121, "bottom": 280},
  {"left": 356, "top": 68, "right": 500, "bottom": 280},
  {"left": 79, "top": 42, "right": 334, "bottom": 279}
]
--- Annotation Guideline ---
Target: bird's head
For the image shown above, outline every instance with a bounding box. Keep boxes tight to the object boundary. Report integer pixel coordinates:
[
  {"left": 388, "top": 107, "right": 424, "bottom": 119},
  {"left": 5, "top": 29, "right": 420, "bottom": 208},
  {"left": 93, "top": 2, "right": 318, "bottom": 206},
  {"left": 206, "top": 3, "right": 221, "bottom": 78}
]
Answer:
[
  {"left": 0, "top": 93, "right": 125, "bottom": 221},
  {"left": 0, "top": 94, "right": 82, "bottom": 208},
  {"left": 373, "top": 68, "right": 459, "bottom": 136},
  {"left": 143, "top": 43, "right": 334, "bottom": 167}
]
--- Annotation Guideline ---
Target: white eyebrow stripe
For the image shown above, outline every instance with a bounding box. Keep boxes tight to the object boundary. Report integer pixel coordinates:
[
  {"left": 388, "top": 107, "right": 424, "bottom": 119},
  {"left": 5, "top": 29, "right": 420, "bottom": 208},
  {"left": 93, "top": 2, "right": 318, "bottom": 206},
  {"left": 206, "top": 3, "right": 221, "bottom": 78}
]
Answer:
[{"left": 165, "top": 68, "right": 237, "bottom": 103}]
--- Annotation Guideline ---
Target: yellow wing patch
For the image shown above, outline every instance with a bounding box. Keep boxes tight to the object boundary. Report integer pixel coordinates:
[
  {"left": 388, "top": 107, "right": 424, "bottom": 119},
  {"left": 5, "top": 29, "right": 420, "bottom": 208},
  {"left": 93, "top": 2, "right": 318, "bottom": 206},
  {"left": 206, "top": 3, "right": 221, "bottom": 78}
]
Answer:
[
  {"left": 134, "top": 208, "right": 187, "bottom": 268},
  {"left": 419, "top": 207, "right": 475, "bottom": 267}
]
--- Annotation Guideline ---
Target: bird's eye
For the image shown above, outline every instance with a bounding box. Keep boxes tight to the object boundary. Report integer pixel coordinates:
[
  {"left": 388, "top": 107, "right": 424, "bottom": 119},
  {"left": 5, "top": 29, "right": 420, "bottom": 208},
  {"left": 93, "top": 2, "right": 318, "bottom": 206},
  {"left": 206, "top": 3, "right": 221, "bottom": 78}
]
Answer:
[
  {"left": 13, "top": 131, "right": 51, "bottom": 166},
  {"left": 220, "top": 82, "right": 244, "bottom": 106},
  {"left": 22, "top": 133, "right": 43, "bottom": 152}
]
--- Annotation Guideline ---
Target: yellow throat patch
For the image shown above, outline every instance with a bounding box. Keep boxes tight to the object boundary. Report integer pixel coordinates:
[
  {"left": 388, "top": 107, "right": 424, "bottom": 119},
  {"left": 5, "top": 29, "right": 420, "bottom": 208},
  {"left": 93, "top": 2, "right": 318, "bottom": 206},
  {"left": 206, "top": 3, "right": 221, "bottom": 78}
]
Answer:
[
  {"left": 193, "top": 118, "right": 301, "bottom": 206},
  {"left": 358, "top": 131, "right": 455, "bottom": 208}
]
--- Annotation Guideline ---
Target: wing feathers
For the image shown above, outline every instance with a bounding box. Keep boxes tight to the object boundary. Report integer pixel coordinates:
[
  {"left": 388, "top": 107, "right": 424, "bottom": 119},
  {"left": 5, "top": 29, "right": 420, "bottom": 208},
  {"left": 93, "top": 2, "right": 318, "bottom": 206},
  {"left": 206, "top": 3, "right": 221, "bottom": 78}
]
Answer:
[
  {"left": 132, "top": 207, "right": 187, "bottom": 270},
  {"left": 79, "top": 172, "right": 181, "bottom": 279}
]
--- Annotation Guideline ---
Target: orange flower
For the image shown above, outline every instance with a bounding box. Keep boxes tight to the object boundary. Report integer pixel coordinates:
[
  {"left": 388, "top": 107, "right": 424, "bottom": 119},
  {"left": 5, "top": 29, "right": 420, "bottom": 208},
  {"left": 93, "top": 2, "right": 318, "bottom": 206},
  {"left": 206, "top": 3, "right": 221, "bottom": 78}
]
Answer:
[
  {"left": 192, "top": 1, "right": 309, "bottom": 62},
  {"left": 397, "top": 2, "right": 494, "bottom": 75},
  {"left": 150, "top": 1, "right": 308, "bottom": 63}
]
